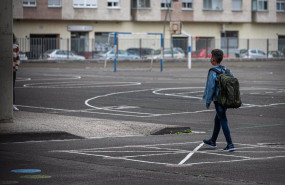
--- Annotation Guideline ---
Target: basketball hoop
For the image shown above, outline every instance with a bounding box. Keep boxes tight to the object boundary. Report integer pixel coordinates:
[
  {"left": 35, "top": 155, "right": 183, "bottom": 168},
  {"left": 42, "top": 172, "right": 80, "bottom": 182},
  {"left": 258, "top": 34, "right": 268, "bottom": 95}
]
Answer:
[{"left": 170, "top": 21, "right": 182, "bottom": 35}]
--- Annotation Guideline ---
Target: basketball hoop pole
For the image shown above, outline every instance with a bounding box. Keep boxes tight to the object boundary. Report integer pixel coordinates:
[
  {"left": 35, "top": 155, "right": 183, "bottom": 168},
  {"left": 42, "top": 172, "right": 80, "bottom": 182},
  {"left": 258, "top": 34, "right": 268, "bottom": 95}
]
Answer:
[
  {"left": 181, "top": 30, "right": 192, "bottom": 69},
  {"left": 170, "top": 21, "right": 192, "bottom": 69}
]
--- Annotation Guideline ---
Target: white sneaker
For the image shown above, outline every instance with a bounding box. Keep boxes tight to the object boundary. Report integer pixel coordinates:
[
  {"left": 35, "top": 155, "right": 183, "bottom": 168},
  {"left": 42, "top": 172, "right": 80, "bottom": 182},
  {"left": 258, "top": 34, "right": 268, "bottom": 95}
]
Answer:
[{"left": 13, "top": 105, "right": 19, "bottom": 111}]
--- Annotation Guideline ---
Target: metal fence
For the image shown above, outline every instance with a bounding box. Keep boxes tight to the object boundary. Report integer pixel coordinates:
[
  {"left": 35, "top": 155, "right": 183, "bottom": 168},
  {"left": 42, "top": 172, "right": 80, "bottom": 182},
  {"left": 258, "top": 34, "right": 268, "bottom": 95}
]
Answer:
[{"left": 17, "top": 37, "right": 285, "bottom": 60}]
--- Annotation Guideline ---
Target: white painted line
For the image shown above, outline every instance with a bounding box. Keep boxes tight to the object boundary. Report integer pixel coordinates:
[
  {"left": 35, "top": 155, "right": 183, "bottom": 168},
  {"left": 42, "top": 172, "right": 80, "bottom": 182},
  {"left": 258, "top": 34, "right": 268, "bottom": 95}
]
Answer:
[
  {"left": 23, "top": 82, "right": 141, "bottom": 89},
  {"left": 16, "top": 105, "right": 156, "bottom": 118},
  {"left": 198, "top": 151, "right": 251, "bottom": 159},
  {"left": 178, "top": 142, "right": 204, "bottom": 165},
  {"left": 123, "top": 151, "right": 187, "bottom": 158},
  {"left": 50, "top": 141, "right": 285, "bottom": 167}
]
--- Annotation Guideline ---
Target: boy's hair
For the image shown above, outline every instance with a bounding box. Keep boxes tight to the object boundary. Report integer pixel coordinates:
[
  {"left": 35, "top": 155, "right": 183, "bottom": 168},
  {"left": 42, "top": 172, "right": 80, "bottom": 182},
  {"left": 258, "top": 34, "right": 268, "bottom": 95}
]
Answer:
[{"left": 211, "top": 49, "right": 223, "bottom": 63}]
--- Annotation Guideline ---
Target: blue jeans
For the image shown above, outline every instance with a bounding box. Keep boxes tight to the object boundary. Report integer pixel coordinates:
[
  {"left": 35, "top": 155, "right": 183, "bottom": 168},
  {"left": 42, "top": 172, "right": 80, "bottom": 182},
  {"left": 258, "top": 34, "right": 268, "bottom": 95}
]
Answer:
[{"left": 211, "top": 102, "right": 233, "bottom": 145}]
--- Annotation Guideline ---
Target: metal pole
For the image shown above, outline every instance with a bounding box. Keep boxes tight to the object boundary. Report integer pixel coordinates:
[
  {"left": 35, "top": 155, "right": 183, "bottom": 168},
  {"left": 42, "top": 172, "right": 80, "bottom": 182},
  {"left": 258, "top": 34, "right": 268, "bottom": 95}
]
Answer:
[
  {"left": 206, "top": 38, "right": 208, "bottom": 59},
  {"left": 160, "top": 33, "right": 164, "bottom": 72},
  {"left": 67, "top": 38, "right": 69, "bottom": 59},
  {"left": 267, "top": 38, "right": 269, "bottom": 58},
  {"left": 227, "top": 37, "right": 229, "bottom": 57},
  {"left": 181, "top": 30, "right": 191, "bottom": 69},
  {"left": 139, "top": 38, "right": 142, "bottom": 58},
  {"left": 114, "top": 32, "right": 117, "bottom": 72}
]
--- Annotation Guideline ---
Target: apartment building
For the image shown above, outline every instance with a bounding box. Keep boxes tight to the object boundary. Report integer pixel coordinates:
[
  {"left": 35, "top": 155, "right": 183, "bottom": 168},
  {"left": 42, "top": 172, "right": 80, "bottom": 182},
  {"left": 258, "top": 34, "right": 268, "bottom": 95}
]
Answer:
[{"left": 13, "top": 0, "right": 285, "bottom": 58}]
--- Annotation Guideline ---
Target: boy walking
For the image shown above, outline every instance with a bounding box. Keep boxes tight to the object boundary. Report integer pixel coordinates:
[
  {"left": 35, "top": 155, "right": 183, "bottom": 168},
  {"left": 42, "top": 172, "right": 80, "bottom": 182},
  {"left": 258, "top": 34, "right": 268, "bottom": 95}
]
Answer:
[{"left": 203, "top": 49, "right": 235, "bottom": 151}]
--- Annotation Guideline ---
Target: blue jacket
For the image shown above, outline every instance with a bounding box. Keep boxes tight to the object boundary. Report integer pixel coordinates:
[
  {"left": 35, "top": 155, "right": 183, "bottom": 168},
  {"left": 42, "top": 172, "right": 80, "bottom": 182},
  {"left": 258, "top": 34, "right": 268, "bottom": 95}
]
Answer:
[{"left": 203, "top": 65, "right": 233, "bottom": 107}]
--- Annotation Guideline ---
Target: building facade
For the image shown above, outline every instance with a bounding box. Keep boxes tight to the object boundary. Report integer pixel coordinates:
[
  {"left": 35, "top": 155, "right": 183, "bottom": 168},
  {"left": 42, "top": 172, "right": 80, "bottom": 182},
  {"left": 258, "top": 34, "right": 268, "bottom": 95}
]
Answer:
[{"left": 13, "top": 0, "right": 285, "bottom": 58}]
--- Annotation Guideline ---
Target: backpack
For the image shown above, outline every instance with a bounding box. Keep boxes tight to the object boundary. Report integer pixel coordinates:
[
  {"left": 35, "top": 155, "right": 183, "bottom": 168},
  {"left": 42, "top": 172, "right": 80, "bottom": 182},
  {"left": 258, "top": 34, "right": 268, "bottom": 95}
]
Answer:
[{"left": 209, "top": 68, "right": 242, "bottom": 109}]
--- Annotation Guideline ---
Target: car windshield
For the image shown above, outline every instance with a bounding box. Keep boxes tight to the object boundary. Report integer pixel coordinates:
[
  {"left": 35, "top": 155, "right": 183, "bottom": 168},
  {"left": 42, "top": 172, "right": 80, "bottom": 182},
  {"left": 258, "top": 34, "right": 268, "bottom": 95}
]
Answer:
[
  {"left": 153, "top": 50, "right": 161, "bottom": 55},
  {"left": 119, "top": 50, "right": 128, "bottom": 55},
  {"left": 44, "top": 50, "right": 54, "bottom": 54}
]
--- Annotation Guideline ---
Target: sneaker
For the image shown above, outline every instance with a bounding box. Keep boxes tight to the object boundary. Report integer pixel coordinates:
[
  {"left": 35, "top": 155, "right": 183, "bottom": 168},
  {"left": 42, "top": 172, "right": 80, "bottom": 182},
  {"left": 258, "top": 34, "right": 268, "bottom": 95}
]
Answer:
[
  {"left": 203, "top": 139, "right": 217, "bottom": 148},
  {"left": 13, "top": 105, "right": 19, "bottom": 111},
  {"left": 223, "top": 144, "right": 235, "bottom": 152}
]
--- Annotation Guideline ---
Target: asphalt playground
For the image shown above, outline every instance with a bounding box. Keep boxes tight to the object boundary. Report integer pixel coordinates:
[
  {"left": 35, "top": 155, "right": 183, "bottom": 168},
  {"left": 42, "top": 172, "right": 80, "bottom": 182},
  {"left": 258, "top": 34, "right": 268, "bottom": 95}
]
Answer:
[{"left": 0, "top": 60, "right": 285, "bottom": 185}]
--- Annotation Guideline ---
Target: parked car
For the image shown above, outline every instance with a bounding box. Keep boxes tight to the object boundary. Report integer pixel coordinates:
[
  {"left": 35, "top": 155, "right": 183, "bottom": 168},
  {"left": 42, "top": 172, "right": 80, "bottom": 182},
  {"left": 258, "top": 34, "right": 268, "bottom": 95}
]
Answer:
[
  {"left": 19, "top": 51, "right": 28, "bottom": 60},
  {"left": 268, "top": 50, "right": 284, "bottom": 58},
  {"left": 127, "top": 48, "right": 154, "bottom": 58},
  {"left": 241, "top": 49, "right": 267, "bottom": 58},
  {"left": 192, "top": 49, "right": 211, "bottom": 58},
  {"left": 77, "top": 51, "right": 94, "bottom": 59},
  {"left": 96, "top": 49, "right": 140, "bottom": 60},
  {"left": 235, "top": 49, "right": 247, "bottom": 58},
  {"left": 42, "top": 49, "right": 85, "bottom": 60},
  {"left": 192, "top": 49, "right": 229, "bottom": 58},
  {"left": 146, "top": 49, "right": 185, "bottom": 59}
]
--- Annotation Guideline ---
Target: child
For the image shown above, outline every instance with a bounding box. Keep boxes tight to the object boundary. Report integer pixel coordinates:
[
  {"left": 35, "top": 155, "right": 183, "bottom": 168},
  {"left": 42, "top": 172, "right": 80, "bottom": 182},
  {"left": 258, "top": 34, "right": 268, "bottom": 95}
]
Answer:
[{"left": 203, "top": 49, "right": 234, "bottom": 151}]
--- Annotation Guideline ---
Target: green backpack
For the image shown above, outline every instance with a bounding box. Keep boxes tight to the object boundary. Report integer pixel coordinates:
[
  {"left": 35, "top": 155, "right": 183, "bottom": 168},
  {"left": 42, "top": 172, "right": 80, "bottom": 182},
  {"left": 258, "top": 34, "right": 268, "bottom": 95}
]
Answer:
[{"left": 210, "top": 68, "right": 242, "bottom": 109}]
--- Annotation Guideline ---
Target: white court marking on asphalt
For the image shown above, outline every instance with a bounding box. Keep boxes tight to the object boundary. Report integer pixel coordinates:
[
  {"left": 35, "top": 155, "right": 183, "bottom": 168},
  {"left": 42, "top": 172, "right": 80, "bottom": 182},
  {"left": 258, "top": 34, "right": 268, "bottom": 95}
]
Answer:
[
  {"left": 51, "top": 141, "right": 285, "bottom": 167},
  {"left": 84, "top": 87, "right": 285, "bottom": 117},
  {"left": 22, "top": 82, "right": 141, "bottom": 88},
  {"left": 17, "top": 86, "right": 285, "bottom": 118},
  {"left": 16, "top": 74, "right": 285, "bottom": 118}
]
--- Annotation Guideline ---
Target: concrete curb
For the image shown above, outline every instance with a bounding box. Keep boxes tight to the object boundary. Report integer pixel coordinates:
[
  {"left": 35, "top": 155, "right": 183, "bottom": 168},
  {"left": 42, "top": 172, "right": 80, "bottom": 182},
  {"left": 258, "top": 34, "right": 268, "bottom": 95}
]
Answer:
[{"left": 0, "top": 111, "right": 180, "bottom": 140}]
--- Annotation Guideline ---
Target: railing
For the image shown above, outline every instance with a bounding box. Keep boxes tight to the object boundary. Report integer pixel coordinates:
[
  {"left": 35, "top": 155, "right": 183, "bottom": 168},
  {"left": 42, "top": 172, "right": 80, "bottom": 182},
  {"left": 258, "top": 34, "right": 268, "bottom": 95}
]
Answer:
[{"left": 17, "top": 37, "right": 285, "bottom": 60}]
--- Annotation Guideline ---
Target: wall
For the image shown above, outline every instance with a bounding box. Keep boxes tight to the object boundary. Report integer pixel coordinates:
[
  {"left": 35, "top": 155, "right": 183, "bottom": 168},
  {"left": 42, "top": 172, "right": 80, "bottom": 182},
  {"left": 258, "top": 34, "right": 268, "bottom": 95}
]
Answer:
[
  {"left": 62, "top": 0, "right": 131, "bottom": 21},
  {"left": 0, "top": 0, "right": 13, "bottom": 123},
  {"left": 253, "top": 0, "right": 277, "bottom": 23},
  {"left": 13, "top": 21, "right": 285, "bottom": 40},
  {"left": 194, "top": 0, "right": 252, "bottom": 22},
  {"left": 132, "top": 0, "right": 161, "bottom": 21}
]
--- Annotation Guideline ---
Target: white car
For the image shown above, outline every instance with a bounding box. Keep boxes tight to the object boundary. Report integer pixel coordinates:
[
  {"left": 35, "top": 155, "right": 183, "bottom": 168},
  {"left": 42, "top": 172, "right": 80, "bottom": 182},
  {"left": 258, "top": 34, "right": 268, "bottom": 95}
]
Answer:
[
  {"left": 241, "top": 49, "right": 267, "bottom": 58},
  {"left": 97, "top": 49, "right": 140, "bottom": 60},
  {"left": 147, "top": 49, "right": 185, "bottom": 59},
  {"left": 43, "top": 49, "right": 85, "bottom": 60}
]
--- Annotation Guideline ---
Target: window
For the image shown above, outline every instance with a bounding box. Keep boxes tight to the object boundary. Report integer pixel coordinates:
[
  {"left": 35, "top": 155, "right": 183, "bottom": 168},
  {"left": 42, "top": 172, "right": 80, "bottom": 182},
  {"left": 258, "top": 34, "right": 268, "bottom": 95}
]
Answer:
[
  {"left": 258, "top": 0, "right": 268, "bottom": 10},
  {"left": 232, "top": 0, "right": 242, "bottom": 11},
  {"left": 23, "top": 0, "right": 36, "bottom": 7},
  {"left": 277, "top": 0, "right": 285, "bottom": 12},
  {"left": 203, "top": 0, "right": 222, "bottom": 10},
  {"left": 73, "top": 0, "right": 97, "bottom": 8},
  {"left": 252, "top": 0, "right": 268, "bottom": 11},
  {"left": 48, "top": 0, "right": 61, "bottom": 7},
  {"left": 132, "top": 0, "right": 151, "bottom": 9},
  {"left": 161, "top": 0, "right": 172, "bottom": 9},
  {"left": 182, "top": 0, "right": 193, "bottom": 10},
  {"left": 108, "top": 0, "right": 120, "bottom": 8}
]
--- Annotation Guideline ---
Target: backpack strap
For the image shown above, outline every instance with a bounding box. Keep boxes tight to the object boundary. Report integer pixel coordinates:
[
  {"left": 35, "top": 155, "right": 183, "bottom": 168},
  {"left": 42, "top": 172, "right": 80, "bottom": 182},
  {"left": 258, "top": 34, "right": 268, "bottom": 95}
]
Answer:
[
  {"left": 225, "top": 69, "right": 231, "bottom": 74},
  {"left": 209, "top": 68, "right": 231, "bottom": 75},
  {"left": 209, "top": 68, "right": 222, "bottom": 74}
]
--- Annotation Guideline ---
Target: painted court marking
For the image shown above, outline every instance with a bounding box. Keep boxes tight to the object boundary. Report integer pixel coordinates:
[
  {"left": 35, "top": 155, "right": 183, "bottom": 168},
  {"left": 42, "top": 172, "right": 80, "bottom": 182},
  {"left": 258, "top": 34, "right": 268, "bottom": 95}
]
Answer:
[
  {"left": 17, "top": 73, "right": 285, "bottom": 118},
  {"left": 84, "top": 87, "right": 285, "bottom": 118},
  {"left": 51, "top": 141, "right": 285, "bottom": 167},
  {"left": 178, "top": 142, "right": 204, "bottom": 165},
  {"left": 17, "top": 86, "right": 285, "bottom": 118}
]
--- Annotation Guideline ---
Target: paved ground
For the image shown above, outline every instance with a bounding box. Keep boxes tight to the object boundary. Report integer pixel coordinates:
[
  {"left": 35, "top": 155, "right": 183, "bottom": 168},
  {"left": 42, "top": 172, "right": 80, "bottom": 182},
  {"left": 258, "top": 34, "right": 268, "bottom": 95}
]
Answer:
[{"left": 0, "top": 60, "right": 285, "bottom": 185}]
